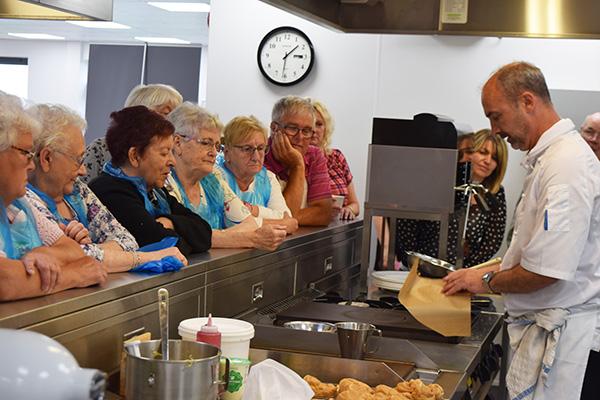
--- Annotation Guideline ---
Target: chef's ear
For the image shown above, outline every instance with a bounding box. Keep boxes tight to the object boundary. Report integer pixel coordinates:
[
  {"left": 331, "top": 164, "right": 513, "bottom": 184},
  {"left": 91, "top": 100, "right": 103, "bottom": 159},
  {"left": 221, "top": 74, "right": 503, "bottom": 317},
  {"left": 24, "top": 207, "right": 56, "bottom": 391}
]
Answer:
[
  {"left": 520, "top": 91, "right": 536, "bottom": 113},
  {"left": 38, "top": 147, "right": 53, "bottom": 173},
  {"left": 127, "top": 147, "right": 140, "bottom": 168}
]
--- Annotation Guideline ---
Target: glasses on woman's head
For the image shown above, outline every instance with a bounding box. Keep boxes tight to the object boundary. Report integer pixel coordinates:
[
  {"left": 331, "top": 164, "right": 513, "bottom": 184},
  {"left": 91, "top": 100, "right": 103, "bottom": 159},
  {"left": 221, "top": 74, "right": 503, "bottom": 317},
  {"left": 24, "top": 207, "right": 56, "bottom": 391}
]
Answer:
[
  {"left": 274, "top": 122, "right": 314, "bottom": 138},
  {"left": 233, "top": 144, "right": 268, "bottom": 155},
  {"left": 179, "top": 134, "right": 223, "bottom": 152},
  {"left": 11, "top": 145, "right": 36, "bottom": 162}
]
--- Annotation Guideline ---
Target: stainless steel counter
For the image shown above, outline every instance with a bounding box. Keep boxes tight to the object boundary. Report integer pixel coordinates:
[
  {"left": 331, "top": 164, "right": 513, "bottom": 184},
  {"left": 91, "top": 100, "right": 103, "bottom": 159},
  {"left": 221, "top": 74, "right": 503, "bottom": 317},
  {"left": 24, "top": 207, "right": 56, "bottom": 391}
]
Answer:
[{"left": 0, "top": 220, "right": 363, "bottom": 380}]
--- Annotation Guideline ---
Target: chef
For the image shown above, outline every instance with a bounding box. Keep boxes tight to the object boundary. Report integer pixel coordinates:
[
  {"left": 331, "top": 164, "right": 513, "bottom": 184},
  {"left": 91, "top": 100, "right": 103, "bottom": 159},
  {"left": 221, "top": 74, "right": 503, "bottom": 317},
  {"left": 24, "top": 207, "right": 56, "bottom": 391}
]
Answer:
[{"left": 442, "top": 61, "right": 600, "bottom": 399}]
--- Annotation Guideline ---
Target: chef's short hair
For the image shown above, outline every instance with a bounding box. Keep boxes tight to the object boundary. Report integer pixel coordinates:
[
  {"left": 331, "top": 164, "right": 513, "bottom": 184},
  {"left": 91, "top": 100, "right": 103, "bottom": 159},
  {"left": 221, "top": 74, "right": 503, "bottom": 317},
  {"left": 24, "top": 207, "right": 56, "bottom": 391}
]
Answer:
[
  {"left": 490, "top": 61, "right": 552, "bottom": 105},
  {"left": 167, "top": 102, "right": 222, "bottom": 139},
  {"left": 28, "top": 104, "right": 86, "bottom": 157},
  {"left": 124, "top": 83, "right": 183, "bottom": 110},
  {"left": 0, "top": 91, "right": 40, "bottom": 151},
  {"left": 271, "top": 95, "right": 315, "bottom": 125}
]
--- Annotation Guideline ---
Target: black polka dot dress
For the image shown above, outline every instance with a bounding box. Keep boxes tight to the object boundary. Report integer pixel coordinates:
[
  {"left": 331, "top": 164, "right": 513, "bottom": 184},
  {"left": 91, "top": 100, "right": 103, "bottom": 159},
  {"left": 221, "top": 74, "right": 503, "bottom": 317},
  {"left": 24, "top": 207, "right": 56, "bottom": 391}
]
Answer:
[{"left": 396, "top": 186, "right": 507, "bottom": 267}]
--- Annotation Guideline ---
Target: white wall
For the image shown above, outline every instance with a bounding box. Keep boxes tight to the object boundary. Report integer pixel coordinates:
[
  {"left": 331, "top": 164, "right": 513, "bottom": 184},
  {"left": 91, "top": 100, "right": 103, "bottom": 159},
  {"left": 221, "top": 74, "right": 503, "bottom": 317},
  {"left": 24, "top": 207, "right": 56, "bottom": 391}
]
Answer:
[
  {"left": 0, "top": 39, "right": 86, "bottom": 115},
  {"left": 206, "top": 0, "right": 600, "bottom": 248}
]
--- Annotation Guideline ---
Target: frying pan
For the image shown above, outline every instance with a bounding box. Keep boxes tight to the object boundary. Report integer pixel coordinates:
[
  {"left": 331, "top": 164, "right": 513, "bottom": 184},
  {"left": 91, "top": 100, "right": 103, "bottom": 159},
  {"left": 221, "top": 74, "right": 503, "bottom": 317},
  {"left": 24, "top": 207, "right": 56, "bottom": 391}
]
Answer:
[{"left": 406, "top": 251, "right": 501, "bottom": 278}]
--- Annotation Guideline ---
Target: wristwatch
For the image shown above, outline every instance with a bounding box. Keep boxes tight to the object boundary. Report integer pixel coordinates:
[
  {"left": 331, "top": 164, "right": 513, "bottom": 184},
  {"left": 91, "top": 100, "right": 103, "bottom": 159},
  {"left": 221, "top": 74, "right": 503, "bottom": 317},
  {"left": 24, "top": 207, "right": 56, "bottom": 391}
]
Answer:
[{"left": 481, "top": 271, "right": 499, "bottom": 294}]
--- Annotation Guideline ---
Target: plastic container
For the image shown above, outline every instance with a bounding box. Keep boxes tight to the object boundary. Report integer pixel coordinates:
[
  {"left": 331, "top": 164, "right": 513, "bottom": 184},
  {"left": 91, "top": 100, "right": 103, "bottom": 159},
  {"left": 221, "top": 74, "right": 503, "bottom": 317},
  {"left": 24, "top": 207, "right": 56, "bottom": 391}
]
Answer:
[
  {"left": 196, "top": 313, "right": 221, "bottom": 348},
  {"left": 179, "top": 317, "right": 254, "bottom": 359},
  {"left": 222, "top": 358, "right": 252, "bottom": 400}
]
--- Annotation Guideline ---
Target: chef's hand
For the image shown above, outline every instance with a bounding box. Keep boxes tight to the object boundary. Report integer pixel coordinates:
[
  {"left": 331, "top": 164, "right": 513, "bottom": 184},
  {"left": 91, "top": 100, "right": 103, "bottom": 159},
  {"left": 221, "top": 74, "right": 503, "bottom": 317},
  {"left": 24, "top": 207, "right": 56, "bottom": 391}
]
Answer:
[
  {"left": 271, "top": 132, "right": 304, "bottom": 169},
  {"left": 442, "top": 268, "right": 487, "bottom": 295},
  {"left": 60, "top": 221, "right": 92, "bottom": 244},
  {"left": 21, "top": 251, "right": 61, "bottom": 293}
]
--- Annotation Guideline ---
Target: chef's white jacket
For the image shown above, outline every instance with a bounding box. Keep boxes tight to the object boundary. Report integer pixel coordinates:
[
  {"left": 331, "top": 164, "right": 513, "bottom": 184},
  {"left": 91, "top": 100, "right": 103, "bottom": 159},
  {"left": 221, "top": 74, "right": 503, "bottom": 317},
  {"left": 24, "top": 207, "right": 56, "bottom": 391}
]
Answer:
[{"left": 501, "top": 119, "right": 600, "bottom": 315}]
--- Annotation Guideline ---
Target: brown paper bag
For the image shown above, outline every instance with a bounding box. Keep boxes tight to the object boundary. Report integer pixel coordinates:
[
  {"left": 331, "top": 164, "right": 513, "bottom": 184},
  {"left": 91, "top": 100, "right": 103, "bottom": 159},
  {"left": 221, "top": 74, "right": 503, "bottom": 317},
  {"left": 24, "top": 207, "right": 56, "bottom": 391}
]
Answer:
[
  {"left": 399, "top": 263, "right": 471, "bottom": 337},
  {"left": 120, "top": 332, "right": 152, "bottom": 398}
]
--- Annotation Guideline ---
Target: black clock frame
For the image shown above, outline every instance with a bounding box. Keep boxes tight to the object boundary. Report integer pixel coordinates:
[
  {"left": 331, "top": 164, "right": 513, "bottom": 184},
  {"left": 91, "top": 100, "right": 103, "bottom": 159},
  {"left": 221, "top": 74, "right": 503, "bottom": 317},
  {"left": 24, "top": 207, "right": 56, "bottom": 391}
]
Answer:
[{"left": 257, "top": 26, "right": 315, "bottom": 86}]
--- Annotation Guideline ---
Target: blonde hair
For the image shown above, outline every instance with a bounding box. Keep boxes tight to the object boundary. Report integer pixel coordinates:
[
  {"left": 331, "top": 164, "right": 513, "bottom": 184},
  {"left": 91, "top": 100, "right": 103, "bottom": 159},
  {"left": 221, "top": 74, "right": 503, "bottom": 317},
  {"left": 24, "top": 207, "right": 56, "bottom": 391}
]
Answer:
[
  {"left": 27, "top": 104, "right": 86, "bottom": 157},
  {"left": 222, "top": 115, "right": 267, "bottom": 147},
  {"left": 124, "top": 83, "right": 183, "bottom": 110},
  {"left": 310, "top": 99, "right": 334, "bottom": 153},
  {"left": 167, "top": 102, "right": 223, "bottom": 138},
  {"left": 271, "top": 95, "right": 315, "bottom": 125},
  {"left": 0, "top": 91, "right": 40, "bottom": 151},
  {"left": 471, "top": 129, "right": 508, "bottom": 194}
]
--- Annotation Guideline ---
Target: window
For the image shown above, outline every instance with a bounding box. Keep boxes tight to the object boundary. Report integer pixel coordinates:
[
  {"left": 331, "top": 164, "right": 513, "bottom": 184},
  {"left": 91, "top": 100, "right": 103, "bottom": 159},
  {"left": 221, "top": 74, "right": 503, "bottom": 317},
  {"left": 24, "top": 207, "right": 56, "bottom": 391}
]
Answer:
[{"left": 0, "top": 57, "right": 28, "bottom": 98}]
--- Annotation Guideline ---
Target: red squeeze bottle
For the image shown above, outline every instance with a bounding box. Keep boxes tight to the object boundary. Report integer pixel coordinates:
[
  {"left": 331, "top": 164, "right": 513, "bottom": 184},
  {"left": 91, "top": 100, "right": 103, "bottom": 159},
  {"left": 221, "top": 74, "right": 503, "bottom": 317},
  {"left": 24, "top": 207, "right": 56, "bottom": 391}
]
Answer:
[{"left": 196, "top": 314, "right": 221, "bottom": 348}]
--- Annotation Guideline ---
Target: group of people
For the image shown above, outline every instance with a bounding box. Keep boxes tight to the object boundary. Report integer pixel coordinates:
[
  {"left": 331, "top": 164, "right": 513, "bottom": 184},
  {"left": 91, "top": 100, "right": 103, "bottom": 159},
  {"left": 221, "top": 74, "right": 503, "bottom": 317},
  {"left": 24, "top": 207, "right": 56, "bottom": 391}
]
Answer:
[{"left": 0, "top": 85, "right": 360, "bottom": 301}]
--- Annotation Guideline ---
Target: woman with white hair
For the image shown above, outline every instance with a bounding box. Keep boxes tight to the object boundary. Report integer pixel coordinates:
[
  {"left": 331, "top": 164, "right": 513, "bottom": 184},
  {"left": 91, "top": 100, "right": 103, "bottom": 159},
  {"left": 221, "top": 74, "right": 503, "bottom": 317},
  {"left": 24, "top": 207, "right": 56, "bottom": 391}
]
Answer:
[
  {"left": 83, "top": 83, "right": 183, "bottom": 183},
  {"left": 0, "top": 92, "right": 107, "bottom": 300},
  {"left": 165, "top": 102, "right": 289, "bottom": 250},
  {"left": 26, "top": 103, "right": 187, "bottom": 272}
]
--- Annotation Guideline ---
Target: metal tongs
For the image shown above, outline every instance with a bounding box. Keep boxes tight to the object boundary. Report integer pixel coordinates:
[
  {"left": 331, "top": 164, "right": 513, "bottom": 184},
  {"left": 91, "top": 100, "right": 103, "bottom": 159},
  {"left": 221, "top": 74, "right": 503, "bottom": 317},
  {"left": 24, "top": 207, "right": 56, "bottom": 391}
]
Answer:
[
  {"left": 158, "top": 288, "right": 169, "bottom": 360},
  {"left": 453, "top": 183, "right": 490, "bottom": 268}
]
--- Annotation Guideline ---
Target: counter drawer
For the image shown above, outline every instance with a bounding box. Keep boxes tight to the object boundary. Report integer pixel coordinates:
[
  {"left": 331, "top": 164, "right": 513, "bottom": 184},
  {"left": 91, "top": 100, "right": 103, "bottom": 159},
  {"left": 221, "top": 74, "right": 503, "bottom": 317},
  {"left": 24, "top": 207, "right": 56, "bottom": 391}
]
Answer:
[
  {"left": 295, "top": 238, "right": 356, "bottom": 291},
  {"left": 205, "top": 261, "right": 295, "bottom": 317}
]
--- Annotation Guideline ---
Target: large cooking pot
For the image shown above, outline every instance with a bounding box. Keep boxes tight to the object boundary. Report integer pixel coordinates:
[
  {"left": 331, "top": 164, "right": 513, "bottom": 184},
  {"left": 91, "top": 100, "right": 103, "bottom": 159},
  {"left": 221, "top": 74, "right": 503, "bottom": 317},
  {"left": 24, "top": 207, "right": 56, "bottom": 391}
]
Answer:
[{"left": 125, "top": 339, "right": 229, "bottom": 400}]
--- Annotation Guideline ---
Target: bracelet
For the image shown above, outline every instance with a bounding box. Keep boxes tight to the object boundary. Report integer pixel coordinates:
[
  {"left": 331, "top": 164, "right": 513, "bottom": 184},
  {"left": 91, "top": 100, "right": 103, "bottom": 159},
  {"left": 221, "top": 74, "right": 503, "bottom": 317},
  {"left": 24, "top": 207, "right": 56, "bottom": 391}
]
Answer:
[{"left": 131, "top": 251, "right": 141, "bottom": 268}]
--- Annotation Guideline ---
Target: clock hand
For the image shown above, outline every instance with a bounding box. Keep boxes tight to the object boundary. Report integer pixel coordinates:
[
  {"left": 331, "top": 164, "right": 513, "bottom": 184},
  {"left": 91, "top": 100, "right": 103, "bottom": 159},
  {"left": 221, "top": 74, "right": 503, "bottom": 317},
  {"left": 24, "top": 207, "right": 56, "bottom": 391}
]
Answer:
[{"left": 283, "top": 45, "right": 299, "bottom": 60}]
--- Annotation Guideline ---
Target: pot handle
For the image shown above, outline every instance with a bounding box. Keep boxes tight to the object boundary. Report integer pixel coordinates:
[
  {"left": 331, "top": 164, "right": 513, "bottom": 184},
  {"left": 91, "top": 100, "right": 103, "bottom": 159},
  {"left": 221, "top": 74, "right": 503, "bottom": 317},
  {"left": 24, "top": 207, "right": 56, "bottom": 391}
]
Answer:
[{"left": 218, "top": 357, "right": 231, "bottom": 394}]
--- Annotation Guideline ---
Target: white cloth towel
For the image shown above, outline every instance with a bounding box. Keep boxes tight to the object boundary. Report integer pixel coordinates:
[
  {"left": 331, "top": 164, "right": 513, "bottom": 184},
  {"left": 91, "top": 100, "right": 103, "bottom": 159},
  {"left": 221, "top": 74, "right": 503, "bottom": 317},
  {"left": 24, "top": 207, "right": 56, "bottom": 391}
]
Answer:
[{"left": 506, "top": 308, "right": 569, "bottom": 400}]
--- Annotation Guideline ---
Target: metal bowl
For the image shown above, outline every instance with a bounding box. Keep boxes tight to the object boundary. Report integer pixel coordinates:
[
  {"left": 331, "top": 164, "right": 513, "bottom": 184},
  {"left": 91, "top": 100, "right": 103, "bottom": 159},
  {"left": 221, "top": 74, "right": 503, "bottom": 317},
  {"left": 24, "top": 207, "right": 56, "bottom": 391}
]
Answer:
[
  {"left": 282, "top": 321, "right": 337, "bottom": 333},
  {"left": 406, "top": 251, "right": 456, "bottom": 279}
]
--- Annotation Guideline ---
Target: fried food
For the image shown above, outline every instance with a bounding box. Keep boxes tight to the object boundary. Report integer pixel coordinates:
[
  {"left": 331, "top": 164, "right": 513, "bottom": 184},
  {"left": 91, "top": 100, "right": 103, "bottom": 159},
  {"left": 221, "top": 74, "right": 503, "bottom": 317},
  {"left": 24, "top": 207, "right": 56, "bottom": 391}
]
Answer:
[
  {"left": 338, "top": 378, "right": 373, "bottom": 394},
  {"left": 395, "top": 379, "right": 443, "bottom": 400},
  {"left": 304, "top": 374, "right": 338, "bottom": 399}
]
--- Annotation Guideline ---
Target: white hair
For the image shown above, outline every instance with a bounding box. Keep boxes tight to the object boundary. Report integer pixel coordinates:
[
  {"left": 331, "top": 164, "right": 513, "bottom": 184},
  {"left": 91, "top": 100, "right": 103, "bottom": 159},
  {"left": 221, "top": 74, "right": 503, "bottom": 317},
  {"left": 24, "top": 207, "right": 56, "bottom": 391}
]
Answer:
[
  {"left": 271, "top": 95, "right": 315, "bottom": 124},
  {"left": 167, "top": 101, "right": 223, "bottom": 138},
  {"left": 27, "top": 104, "right": 86, "bottom": 155},
  {"left": 0, "top": 91, "right": 41, "bottom": 151},
  {"left": 124, "top": 83, "right": 183, "bottom": 109}
]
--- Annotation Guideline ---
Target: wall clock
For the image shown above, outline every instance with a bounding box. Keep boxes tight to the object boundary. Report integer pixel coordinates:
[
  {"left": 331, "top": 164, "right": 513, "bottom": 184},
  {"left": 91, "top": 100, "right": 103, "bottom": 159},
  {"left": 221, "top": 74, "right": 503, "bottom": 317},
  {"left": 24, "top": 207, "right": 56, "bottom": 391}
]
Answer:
[{"left": 257, "top": 26, "right": 315, "bottom": 86}]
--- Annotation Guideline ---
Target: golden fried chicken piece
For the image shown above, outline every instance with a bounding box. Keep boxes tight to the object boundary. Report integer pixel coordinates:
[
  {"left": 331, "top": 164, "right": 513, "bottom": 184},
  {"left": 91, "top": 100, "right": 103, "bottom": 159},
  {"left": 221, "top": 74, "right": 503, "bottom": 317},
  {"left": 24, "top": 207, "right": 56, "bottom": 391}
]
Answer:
[
  {"left": 338, "top": 378, "right": 373, "bottom": 394},
  {"left": 304, "top": 374, "right": 338, "bottom": 399},
  {"left": 336, "top": 390, "right": 374, "bottom": 400}
]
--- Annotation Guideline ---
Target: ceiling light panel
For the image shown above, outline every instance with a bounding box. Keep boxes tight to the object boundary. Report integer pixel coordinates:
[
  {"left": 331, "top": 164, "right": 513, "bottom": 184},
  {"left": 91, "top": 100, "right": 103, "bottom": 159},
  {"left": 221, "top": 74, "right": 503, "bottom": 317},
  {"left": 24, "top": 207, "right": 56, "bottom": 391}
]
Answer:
[
  {"left": 134, "top": 36, "right": 191, "bottom": 44},
  {"left": 148, "top": 2, "right": 210, "bottom": 12},
  {"left": 67, "top": 21, "right": 131, "bottom": 29},
  {"left": 8, "top": 33, "right": 65, "bottom": 40}
]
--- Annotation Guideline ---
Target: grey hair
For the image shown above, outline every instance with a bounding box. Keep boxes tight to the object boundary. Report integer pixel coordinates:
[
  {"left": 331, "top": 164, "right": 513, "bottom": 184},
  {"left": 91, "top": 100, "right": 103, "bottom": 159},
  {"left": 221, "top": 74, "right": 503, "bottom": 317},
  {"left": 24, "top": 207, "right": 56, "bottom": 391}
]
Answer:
[
  {"left": 124, "top": 83, "right": 183, "bottom": 109},
  {"left": 0, "top": 91, "right": 41, "bottom": 151},
  {"left": 489, "top": 61, "right": 552, "bottom": 105},
  {"left": 167, "top": 101, "right": 223, "bottom": 138},
  {"left": 27, "top": 104, "right": 86, "bottom": 155},
  {"left": 271, "top": 95, "right": 315, "bottom": 125}
]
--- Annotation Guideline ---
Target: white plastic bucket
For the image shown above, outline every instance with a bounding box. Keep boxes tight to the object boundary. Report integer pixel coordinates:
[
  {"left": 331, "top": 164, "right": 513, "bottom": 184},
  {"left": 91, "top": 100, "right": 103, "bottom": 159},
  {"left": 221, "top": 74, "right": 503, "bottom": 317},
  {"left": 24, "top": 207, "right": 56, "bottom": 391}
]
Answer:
[{"left": 178, "top": 317, "right": 255, "bottom": 359}]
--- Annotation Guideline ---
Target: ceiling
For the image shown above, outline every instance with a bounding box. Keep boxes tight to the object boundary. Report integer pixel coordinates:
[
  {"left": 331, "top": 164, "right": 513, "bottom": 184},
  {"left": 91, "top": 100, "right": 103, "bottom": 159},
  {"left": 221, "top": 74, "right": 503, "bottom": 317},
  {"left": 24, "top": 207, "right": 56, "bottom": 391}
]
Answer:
[{"left": 0, "top": 0, "right": 210, "bottom": 45}]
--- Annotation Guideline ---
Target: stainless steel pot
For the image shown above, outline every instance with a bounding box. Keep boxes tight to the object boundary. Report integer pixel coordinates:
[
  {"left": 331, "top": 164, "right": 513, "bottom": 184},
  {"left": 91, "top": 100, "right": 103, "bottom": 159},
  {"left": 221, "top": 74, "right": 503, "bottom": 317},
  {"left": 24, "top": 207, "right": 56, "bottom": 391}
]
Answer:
[{"left": 125, "top": 339, "right": 229, "bottom": 400}]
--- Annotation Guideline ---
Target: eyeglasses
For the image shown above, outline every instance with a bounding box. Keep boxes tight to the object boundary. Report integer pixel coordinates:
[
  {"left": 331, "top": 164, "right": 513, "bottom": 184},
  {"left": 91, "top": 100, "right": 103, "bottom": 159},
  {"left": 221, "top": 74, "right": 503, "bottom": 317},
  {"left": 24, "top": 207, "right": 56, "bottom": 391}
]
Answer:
[
  {"left": 11, "top": 145, "right": 36, "bottom": 162},
  {"left": 233, "top": 144, "right": 268, "bottom": 155},
  {"left": 56, "top": 150, "right": 85, "bottom": 168},
  {"left": 274, "top": 122, "right": 314, "bottom": 138},
  {"left": 179, "top": 135, "right": 223, "bottom": 152}
]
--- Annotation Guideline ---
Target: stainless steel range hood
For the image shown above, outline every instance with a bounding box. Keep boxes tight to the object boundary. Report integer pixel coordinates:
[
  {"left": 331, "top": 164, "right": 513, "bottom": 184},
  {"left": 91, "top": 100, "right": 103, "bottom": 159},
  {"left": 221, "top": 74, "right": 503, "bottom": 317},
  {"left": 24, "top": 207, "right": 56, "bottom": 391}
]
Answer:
[
  {"left": 0, "top": 0, "right": 113, "bottom": 21},
  {"left": 259, "top": 0, "right": 600, "bottom": 39}
]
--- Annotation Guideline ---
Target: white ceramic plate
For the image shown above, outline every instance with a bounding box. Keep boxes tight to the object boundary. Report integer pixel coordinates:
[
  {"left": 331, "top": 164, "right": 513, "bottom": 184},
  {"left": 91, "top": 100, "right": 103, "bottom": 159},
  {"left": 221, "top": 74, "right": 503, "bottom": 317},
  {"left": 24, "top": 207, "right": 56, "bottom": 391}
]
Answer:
[{"left": 371, "top": 271, "right": 409, "bottom": 292}]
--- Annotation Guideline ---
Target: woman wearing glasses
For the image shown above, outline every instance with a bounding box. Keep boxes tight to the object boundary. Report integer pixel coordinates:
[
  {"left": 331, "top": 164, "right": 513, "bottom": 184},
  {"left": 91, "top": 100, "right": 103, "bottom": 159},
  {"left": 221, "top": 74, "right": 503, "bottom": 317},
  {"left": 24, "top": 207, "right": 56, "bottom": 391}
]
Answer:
[
  {"left": 216, "top": 116, "right": 297, "bottom": 231},
  {"left": 165, "top": 103, "right": 288, "bottom": 250},
  {"left": 89, "top": 106, "right": 210, "bottom": 257},
  {"left": 26, "top": 104, "right": 187, "bottom": 270}
]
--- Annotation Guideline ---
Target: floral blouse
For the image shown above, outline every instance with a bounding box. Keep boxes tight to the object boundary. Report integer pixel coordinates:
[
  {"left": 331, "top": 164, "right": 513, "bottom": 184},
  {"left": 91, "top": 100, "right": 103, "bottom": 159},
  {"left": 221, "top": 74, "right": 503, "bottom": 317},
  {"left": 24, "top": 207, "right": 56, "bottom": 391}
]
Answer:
[
  {"left": 82, "top": 137, "right": 109, "bottom": 184},
  {"left": 26, "top": 179, "right": 138, "bottom": 261}
]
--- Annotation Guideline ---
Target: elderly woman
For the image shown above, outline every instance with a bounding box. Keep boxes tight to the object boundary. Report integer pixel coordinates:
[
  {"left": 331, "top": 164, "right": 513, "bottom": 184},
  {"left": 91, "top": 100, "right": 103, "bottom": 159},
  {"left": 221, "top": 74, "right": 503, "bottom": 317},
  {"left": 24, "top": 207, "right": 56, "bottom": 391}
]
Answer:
[
  {"left": 83, "top": 83, "right": 183, "bottom": 183},
  {"left": 0, "top": 92, "right": 106, "bottom": 300},
  {"left": 89, "top": 106, "right": 211, "bottom": 256},
  {"left": 26, "top": 104, "right": 187, "bottom": 272},
  {"left": 396, "top": 129, "right": 508, "bottom": 267},
  {"left": 309, "top": 100, "right": 360, "bottom": 220},
  {"left": 217, "top": 116, "right": 297, "bottom": 229},
  {"left": 165, "top": 103, "right": 288, "bottom": 250}
]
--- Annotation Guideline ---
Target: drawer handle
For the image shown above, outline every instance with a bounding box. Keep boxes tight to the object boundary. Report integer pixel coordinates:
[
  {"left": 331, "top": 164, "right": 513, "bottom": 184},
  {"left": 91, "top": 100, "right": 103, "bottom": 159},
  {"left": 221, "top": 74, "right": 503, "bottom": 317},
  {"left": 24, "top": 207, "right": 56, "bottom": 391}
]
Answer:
[
  {"left": 252, "top": 282, "right": 264, "bottom": 303},
  {"left": 324, "top": 256, "right": 333, "bottom": 274}
]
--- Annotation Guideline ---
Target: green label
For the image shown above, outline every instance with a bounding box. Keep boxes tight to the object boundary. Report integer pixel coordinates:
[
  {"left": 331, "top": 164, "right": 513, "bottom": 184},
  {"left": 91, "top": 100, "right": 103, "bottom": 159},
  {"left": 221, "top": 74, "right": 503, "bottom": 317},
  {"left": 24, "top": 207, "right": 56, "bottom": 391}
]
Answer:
[{"left": 227, "top": 370, "right": 243, "bottom": 393}]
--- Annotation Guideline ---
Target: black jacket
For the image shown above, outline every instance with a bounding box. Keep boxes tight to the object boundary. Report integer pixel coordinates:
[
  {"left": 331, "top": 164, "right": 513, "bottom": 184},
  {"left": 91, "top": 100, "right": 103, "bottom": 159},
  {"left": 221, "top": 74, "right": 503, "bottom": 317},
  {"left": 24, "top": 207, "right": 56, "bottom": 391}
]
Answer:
[{"left": 89, "top": 173, "right": 212, "bottom": 256}]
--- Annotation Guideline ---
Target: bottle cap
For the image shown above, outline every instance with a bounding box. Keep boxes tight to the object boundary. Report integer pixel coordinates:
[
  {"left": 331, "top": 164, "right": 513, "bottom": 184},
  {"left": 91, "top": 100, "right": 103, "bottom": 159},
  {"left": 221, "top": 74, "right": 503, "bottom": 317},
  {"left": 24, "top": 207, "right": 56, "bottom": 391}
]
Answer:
[{"left": 201, "top": 313, "right": 219, "bottom": 333}]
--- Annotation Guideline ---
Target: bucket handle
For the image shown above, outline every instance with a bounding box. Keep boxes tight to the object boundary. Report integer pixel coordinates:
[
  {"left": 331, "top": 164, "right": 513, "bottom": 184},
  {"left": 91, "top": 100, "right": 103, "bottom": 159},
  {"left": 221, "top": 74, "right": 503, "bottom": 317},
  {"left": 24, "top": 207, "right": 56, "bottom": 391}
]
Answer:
[{"left": 218, "top": 357, "right": 231, "bottom": 394}]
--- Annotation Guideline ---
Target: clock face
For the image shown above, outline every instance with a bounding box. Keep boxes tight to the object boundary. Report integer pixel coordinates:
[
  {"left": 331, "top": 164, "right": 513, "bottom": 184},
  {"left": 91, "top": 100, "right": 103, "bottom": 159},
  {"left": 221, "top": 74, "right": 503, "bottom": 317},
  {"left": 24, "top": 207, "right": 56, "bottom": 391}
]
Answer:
[{"left": 257, "top": 26, "right": 314, "bottom": 86}]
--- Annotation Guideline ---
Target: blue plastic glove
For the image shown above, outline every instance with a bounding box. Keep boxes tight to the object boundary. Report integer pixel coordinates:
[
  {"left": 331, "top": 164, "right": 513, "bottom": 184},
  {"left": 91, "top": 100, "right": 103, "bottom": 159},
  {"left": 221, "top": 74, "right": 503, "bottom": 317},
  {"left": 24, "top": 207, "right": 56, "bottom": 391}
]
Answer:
[
  {"left": 130, "top": 256, "right": 184, "bottom": 274},
  {"left": 138, "top": 236, "right": 179, "bottom": 252}
]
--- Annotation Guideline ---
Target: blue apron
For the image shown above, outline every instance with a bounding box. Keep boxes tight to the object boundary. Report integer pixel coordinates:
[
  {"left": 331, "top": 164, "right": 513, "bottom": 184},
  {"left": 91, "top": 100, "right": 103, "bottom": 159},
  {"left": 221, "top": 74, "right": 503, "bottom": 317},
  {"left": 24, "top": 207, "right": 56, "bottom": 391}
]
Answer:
[
  {"left": 0, "top": 198, "right": 43, "bottom": 259},
  {"left": 27, "top": 183, "right": 89, "bottom": 228},
  {"left": 171, "top": 169, "right": 225, "bottom": 229},
  {"left": 103, "top": 162, "right": 171, "bottom": 217},
  {"left": 215, "top": 155, "right": 271, "bottom": 207}
]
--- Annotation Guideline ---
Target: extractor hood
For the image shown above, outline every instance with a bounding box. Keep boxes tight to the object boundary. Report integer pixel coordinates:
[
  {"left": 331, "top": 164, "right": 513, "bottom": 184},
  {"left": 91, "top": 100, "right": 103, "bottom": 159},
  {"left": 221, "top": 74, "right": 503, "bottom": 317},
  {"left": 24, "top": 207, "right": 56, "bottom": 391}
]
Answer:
[
  {"left": 0, "top": 0, "right": 113, "bottom": 21},
  {"left": 259, "top": 0, "right": 600, "bottom": 39}
]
